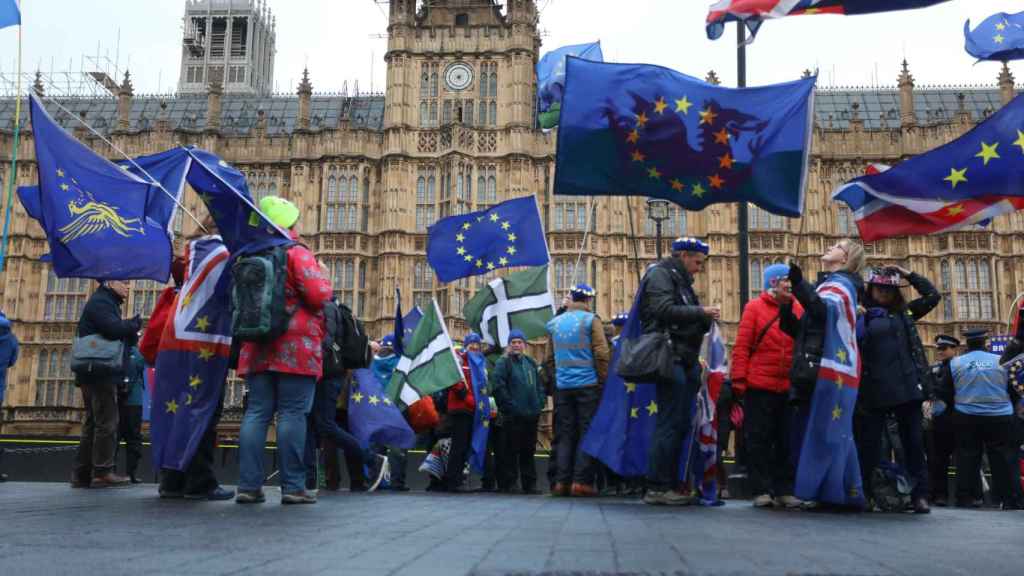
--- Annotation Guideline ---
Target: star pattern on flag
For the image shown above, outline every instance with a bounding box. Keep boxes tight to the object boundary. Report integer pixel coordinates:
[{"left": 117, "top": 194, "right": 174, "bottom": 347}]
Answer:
[
  {"left": 452, "top": 208, "right": 518, "bottom": 269},
  {"left": 198, "top": 348, "right": 214, "bottom": 361},
  {"left": 646, "top": 400, "right": 658, "bottom": 416},
  {"left": 352, "top": 392, "right": 364, "bottom": 403},
  {"left": 165, "top": 399, "right": 179, "bottom": 414},
  {"left": 188, "top": 375, "right": 202, "bottom": 389},
  {"left": 831, "top": 405, "right": 842, "bottom": 421},
  {"left": 368, "top": 395, "right": 380, "bottom": 406},
  {"left": 195, "top": 316, "right": 211, "bottom": 332}
]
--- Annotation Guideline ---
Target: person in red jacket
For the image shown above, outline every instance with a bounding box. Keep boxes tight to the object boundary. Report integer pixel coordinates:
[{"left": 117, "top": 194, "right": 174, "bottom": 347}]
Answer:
[
  {"left": 731, "top": 263, "right": 804, "bottom": 508},
  {"left": 444, "top": 332, "right": 482, "bottom": 492},
  {"left": 236, "top": 196, "right": 333, "bottom": 505}
]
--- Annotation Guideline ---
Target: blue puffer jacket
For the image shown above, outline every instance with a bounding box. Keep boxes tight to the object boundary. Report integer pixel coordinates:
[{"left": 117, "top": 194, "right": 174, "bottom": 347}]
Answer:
[{"left": 0, "top": 313, "right": 19, "bottom": 391}]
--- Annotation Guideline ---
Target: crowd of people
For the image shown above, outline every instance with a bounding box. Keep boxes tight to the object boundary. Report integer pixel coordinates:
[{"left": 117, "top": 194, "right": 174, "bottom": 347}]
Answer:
[{"left": 1, "top": 198, "right": 1021, "bottom": 513}]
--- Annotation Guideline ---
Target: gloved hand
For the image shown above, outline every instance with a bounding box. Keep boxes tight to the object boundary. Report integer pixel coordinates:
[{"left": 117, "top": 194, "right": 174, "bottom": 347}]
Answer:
[{"left": 788, "top": 263, "right": 803, "bottom": 287}]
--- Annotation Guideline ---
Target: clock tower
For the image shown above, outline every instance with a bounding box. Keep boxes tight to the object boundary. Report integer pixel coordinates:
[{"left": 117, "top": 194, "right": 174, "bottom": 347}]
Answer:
[{"left": 379, "top": 0, "right": 553, "bottom": 322}]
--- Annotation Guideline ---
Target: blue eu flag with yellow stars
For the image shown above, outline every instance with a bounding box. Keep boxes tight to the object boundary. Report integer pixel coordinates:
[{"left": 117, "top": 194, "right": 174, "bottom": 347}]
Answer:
[
  {"left": 468, "top": 350, "right": 491, "bottom": 474},
  {"left": 351, "top": 368, "right": 416, "bottom": 449},
  {"left": 966, "top": 11, "right": 1024, "bottom": 62},
  {"left": 20, "top": 94, "right": 180, "bottom": 281},
  {"left": 555, "top": 58, "right": 816, "bottom": 217},
  {"left": 426, "top": 196, "right": 549, "bottom": 283}
]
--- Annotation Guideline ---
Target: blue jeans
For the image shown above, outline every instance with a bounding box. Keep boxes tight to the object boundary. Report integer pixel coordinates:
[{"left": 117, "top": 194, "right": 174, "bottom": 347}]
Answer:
[
  {"left": 239, "top": 371, "right": 316, "bottom": 494},
  {"left": 306, "top": 378, "right": 376, "bottom": 468}
]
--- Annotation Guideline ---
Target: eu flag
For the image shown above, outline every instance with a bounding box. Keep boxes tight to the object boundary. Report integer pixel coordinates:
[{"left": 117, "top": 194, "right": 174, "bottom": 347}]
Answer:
[
  {"left": 22, "top": 94, "right": 180, "bottom": 281},
  {"left": 350, "top": 368, "right": 416, "bottom": 449},
  {"left": 151, "top": 236, "right": 232, "bottom": 472},
  {"left": 966, "top": 11, "right": 1024, "bottom": 62},
  {"left": 467, "top": 350, "right": 491, "bottom": 474},
  {"left": 426, "top": 196, "right": 549, "bottom": 283},
  {"left": 833, "top": 95, "right": 1024, "bottom": 241},
  {"left": 793, "top": 273, "right": 865, "bottom": 508},
  {"left": 184, "top": 147, "right": 292, "bottom": 255},
  {"left": 391, "top": 290, "right": 423, "bottom": 356},
  {"left": 555, "top": 58, "right": 815, "bottom": 217},
  {"left": 537, "top": 41, "right": 603, "bottom": 129}
]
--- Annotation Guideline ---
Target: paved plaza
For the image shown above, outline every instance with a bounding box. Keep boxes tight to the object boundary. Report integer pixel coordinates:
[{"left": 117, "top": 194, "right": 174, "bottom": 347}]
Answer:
[{"left": 0, "top": 482, "right": 1019, "bottom": 576}]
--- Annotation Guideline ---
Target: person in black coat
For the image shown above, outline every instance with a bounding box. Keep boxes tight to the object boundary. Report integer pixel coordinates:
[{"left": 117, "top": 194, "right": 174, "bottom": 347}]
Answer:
[
  {"left": 926, "top": 334, "right": 961, "bottom": 506},
  {"left": 855, "top": 266, "right": 939, "bottom": 514},
  {"left": 71, "top": 280, "right": 142, "bottom": 488},
  {"left": 637, "top": 237, "right": 718, "bottom": 506}
]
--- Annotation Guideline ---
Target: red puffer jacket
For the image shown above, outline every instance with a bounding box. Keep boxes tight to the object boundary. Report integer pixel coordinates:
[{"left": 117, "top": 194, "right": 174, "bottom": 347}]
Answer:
[
  {"left": 730, "top": 291, "right": 804, "bottom": 395},
  {"left": 238, "top": 238, "right": 333, "bottom": 378},
  {"left": 448, "top": 352, "right": 477, "bottom": 414}
]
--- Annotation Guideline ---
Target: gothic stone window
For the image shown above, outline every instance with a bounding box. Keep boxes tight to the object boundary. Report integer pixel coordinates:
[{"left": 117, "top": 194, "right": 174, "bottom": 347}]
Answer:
[
  {"left": 44, "top": 271, "right": 90, "bottom": 322},
  {"left": 951, "top": 258, "right": 995, "bottom": 321},
  {"left": 552, "top": 199, "right": 592, "bottom": 232},
  {"left": 324, "top": 166, "right": 366, "bottom": 232},
  {"left": 749, "top": 205, "right": 785, "bottom": 231},
  {"left": 553, "top": 258, "right": 587, "bottom": 293},
  {"left": 416, "top": 166, "right": 437, "bottom": 232},
  {"left": 36, "top": 348, "right": 78, "bottom": 408},
  {"left": 478, "top": 62, "right": 498, "bottom": 126},
  {"left": 327, "top": 257, "right": 367, "bottom": 317},
  {"left": 414, "top": 260, "right": 435, "bottom": 311},
  {"left": 835, "top": 204, "right": 856, "bottom": 237},
  {"left": 420, "top": 62, "right": 440, "bottom": 127}
]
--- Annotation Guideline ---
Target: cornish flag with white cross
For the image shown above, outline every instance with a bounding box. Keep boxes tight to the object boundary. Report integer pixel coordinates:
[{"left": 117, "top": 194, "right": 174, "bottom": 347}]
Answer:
[
  {"left": 386, "top": 299, "right": 464, "bottom": 410},
  {"left": 463, "top": 265, "right": 555, "bottom": 347}
]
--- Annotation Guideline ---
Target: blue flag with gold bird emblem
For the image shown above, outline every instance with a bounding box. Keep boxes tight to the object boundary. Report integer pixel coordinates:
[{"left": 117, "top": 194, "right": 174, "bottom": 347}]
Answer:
[
  {"left": 426, "top": 196, "right": 549, "bottom": 283},
  {"left": 21, "top": 94, "right": 181, "bottom": 281},
  {"left": 966, "top": 11, "right": 1024, "bottom": 62},
  {"left": 555, "top": 58, "right": 815, "bottom": 217},
  {"left": 151, "top": 235, "right": 233, "bottom": 472}
]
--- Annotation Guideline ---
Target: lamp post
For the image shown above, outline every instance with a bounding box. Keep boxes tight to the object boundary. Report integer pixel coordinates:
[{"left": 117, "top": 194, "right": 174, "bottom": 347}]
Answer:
[{"left": 646, "top": 198, "right": 670, "bottom": 260}]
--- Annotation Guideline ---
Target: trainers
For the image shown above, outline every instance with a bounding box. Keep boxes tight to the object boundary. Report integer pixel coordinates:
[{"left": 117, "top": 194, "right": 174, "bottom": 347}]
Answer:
[
  {"left": 775, "top": 495, "right": 803, "bottom": 509},
  {"left": 235, "top": 490, "right": 265, "bottom": 504},
  {"left": 281, "top": 490, "right": 317, "bottom": 505},
  {"left": 753, "top": 494, "right": 774, "bottom": 508},
  {"left": 643, "top": 490, "right": 694, "bottom": 506},
  {"left": 91, "top": 473, "right": 131, "bottom": 488},
  {"left": 366, "top": 455, "right": 391, "bottom": 493},
  {"left": 186, "top": 487, "right": 235, "bottom": 501},
  {"left": 571, "top": 483, "right": 598, "bottom": 497}
]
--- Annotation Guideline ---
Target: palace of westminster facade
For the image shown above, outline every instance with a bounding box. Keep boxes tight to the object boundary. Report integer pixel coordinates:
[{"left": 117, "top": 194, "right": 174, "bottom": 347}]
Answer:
[{"left": 0, "top": 0, "right": 1021, "bottom": 437}]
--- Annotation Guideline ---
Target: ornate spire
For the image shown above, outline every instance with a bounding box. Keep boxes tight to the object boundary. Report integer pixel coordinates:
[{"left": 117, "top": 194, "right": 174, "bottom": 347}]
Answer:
[
  {"left": 898, "top": 60, "right": 916, "bottom": 128},
  {"left": 297, "top": 67, "right": 313, "bottom": 96},
  {"left": 119, "top": 70, "right": 134, "bottom": 96},
  {"left": 999, "top": 62, "right": 1016, "bottom": 105},
  {"left": 897, "top": 59, "right": 914, "bottom": 89},
  {"left": 32, "top": 70, "right": 44, "bottom": 96}
]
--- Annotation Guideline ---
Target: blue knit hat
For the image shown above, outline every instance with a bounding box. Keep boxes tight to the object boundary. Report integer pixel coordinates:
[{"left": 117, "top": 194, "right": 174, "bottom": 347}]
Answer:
[
  {"left": 611, "top": 313, "right": 629, "bottom": 327},
  {"left": 671, "top": 236, "right": 709, "bottom": 255},
  {"left": 508, "top": 329, "right": 527, "bottom": 343},
  {"left": 380, "top": 334, "right": 396, "bottom": 348},
  {"left": 464, "top": 332, "right": 483, "bottom": 346},
  {"left": 570, "top": 283, "right": 595, "bottom": 301},
  {"left": 763, "top": 263, "right": 790, "bottom": 291}
]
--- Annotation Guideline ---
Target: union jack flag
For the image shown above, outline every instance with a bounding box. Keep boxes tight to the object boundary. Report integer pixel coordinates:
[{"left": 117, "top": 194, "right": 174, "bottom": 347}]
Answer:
[
  {"left": 706, "top": 0, "right": 950, "bottom": 41},
  {"left": 150, "top": 236, "right": 233, "bottom": 472},
  {"left": 680, "top": 322, "right": 727, "bottom": 505}
]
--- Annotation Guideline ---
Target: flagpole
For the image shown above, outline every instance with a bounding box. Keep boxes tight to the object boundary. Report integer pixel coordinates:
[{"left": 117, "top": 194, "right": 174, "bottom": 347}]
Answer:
[
  {"left": 0, "top": 21, "right": 22, "bottom": 274},
  {"left": 736, "top": 22, "right": 751, "bottom": 313}
]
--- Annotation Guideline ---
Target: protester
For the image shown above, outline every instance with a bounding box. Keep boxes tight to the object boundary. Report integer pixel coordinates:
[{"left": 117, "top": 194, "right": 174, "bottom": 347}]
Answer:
[
  {"left": 71, "top": 280, "right": 142, "bottom": 488},
  {"left": 545, "top": 284, "right": 610, "bottom": 497},
  {"left": 927, "top": 334, "right": 961, "bottom": 506},
  {"left": 443, "top": 332, "right": 483, "bottom": 492},
  {"left": 308, "top": 295, "right": 389, "bottom": 493},
  {"left": 236, "top": 196, "right": 332, "bottom": 505},
  {"left": 370, "top": 334, "right": 411, "bottom": 491},
  {"left": 730, "top": 263, "right": 804, "bottom": 508},
  {"left": 637, "top": 237, "right": 717, "bottom": 506},
  {"left": 0, "top": 309, "right": 19, "bottom": 482},
  {"left": 115, "top": 345, "right": 146, "bottom": 484},
  {"left": 780, "top": 238, "right": 866, "bottom": 509},
  {"left": 855, "top": 266, "right": 939, "bottom": 514},
  {"left": 490, "top": 329, "right": 545, "bottom": 494},
  {"left": 939, "top": 329, "right": 1024, "bottom": 510}
]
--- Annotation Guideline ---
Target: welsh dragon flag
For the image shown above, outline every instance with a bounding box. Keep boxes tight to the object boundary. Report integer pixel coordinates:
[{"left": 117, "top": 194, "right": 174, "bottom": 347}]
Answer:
[
  {"left": 463, "top": 265, "right": 555, "bottom": 347},
  {"left": 386, "top": 298, "right": 463, "bottom": 410}
]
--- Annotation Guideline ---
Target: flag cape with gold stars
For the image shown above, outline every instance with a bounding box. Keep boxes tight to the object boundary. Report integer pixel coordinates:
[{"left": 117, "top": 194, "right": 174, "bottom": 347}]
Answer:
[
  {"left": 426, "top": 196, "right": 549, "bottom": 283},
  {"left": 151, "top": 236, "right": 232, "bottom": 472},
  {"left": 467, "top": 350, "right": 491, "bottom": 474},
  {"left": 386, "top": 299, "right": 464, "bottom": 410},
  {"left": 833, "top": 94, "right": 1024, "bottom": 242},
  {"left": 349, "top": 369, "right": 416, "bottom": 449},
  {"left": 554, "top": 58, "right": 815, "bottom": 217},
  {"left": 463, "top": 265, "right": 554, "bottom": 348},
  {"left": 793, "top": 272, "right": 865, "bottom": 507}
]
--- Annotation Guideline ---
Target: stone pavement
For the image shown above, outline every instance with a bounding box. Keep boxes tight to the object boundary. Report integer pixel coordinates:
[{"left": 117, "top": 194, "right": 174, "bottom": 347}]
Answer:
[{"left": 0, "top": 482, "right": 1019, "bottom": 576}]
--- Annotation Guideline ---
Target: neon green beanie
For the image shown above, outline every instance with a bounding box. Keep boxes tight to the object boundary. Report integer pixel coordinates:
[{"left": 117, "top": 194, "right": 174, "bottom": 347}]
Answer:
[{"left": 259, "top": 196, "right": 300, "bottom": 229}]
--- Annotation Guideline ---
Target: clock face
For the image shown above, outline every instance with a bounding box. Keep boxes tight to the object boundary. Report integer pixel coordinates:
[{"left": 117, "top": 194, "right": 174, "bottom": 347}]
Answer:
[{"left": 444, "top": 62, "right": 474, "bottom": 91}]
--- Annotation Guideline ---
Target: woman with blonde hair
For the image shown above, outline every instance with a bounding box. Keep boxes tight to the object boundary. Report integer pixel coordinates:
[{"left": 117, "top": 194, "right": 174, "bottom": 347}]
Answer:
[{"left": 779, "top": 238, "right": 866, "bottom": 509}]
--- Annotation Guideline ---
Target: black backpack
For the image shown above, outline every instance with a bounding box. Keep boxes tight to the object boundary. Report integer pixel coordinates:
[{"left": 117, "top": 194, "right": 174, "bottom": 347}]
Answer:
[
  {"left": 230, "top": 244, "right": 294, "bottom": 343},
  {"left": 322, "top": 300, "right": 371, "bottom": 378}
]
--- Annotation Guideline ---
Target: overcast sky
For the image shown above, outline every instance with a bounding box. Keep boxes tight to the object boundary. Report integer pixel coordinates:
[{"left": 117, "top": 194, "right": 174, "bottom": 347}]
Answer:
[{"left": 0, "top": 0, "right": 1020, "bottom": 96}]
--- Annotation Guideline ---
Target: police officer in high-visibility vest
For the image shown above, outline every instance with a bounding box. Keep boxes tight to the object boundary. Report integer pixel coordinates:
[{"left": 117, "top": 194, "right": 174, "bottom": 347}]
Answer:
[
  {"left": 944, "top": 329, "right": 1023, "bottom": 509},
  {"left": 545, "top": 283, "right": 610, "bottom": 497}
]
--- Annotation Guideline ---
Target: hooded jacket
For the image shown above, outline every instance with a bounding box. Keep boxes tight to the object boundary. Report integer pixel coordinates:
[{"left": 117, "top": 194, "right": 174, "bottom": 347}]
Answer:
[{"left": 731, "top": 292, "right": 804, "bottom": 395}]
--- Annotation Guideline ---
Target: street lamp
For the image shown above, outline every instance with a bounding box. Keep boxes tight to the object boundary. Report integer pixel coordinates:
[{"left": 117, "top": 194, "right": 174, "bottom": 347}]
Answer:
[{"left": 646, "top": 198, "right": 670, "bottom": 260}]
